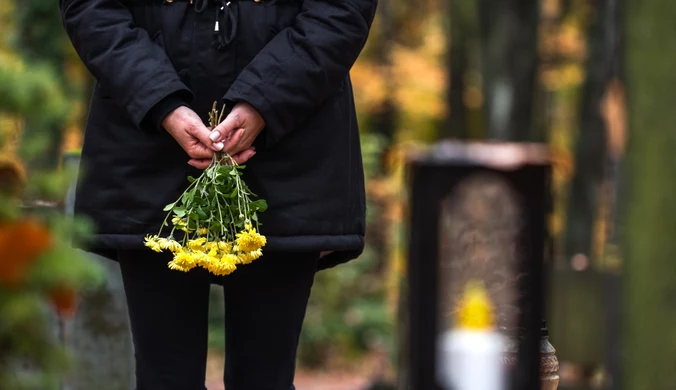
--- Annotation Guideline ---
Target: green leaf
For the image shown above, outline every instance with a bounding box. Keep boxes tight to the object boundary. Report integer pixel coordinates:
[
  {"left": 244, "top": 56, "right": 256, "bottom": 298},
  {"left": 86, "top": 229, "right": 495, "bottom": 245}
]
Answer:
[
  {"left": 252, "top": 199, "right": 268, "bottom": 212},
  {"left": 187, "top": 176, "right": 197, "bottom": 183},
  {"left": 182, "top": 191, "right": 194, "bottom": 204},
  {"left": 196, "top": 208, "right": 209, "bottom": 220},
  {"left": 163, "top": 201, "right": 177, "bottom": 211},
  {"left": 217, "top": 164, "right": 233, "bottom": 175},
  {"left": 173, "top": 206, "right": 186, "bottom": 217}
]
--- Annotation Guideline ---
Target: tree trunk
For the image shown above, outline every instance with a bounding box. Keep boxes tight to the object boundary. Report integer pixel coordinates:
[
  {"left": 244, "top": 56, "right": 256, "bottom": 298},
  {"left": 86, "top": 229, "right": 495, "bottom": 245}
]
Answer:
[
  {"left": 370, "top": 0, "right": 397, "bottom": 148},
  {"left": 477, "top": 0, "right": 539, "bottom": 141},
  {"left": 621, "top": 0, "right": 676, "bottom": 388},
  {"left": 564, "top": 0, "right": 617, "bottom": 263},
  {"left": 443, "top": 0, "right": 468, "bottom": 139}
]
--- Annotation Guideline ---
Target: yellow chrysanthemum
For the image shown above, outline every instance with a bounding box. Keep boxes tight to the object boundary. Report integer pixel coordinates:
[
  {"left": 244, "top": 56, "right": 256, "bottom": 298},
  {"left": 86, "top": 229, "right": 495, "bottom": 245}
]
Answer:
[
  {"left": 217, "top": 241, "right": 232, "bottom": 252},
  {"left": 221, "top": 253, "right": 239, "bottom": 265},
  {"left": 237, "top": 249, "right": 262, "bottom": 265},
  {"left": 171, "top": 250, "right": 197, "bottom": 270},
  {"left": 157, "top": 238, "right": 171, "bottom": 249},
  {"left": 209, "top": 263, "right": 235, "bottom": 276},
  {"left": 168, "top": 261, "right": 190, "bottom": 272},
  {"left": 235, "top": 229, "right": 267, "bottom": 252},
  {"left": 171, "top": 216, "right": 186, "bottom": 227},
  {"left": 193, "top": 251, "right": 211, "bottom": 268},
  {"left": 188, "top": 238, "right": 207, "bottom": 251},
  {"left": 167, "top": 240, "right": 182, "bottom": 252},
  {"left": 158, "top": 237, "right": 183, "bottom": 252},
  {"left": 144, "top": 234, "right": 159, "bottom": 243},
  {"left": 199, "top": 227, "right": 209, "bottom": 236},
  {"left": 209, "top": 255, "right": 221, "bottom": 267},
  {"left": 144, "top": 235, "right": 162, "bottom": 253},
  {"left": 206, "top": 242, "right": 219, "bottom": 251},
  {"left": 208, "top": 257, "right": 237, "bottom": 276}
]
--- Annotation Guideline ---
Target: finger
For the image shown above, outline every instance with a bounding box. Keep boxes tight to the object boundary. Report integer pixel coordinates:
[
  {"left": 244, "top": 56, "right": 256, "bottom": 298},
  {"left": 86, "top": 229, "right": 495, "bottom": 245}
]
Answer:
[
  {"left": 188, "top": 141, "right": 215, "bottom": 160},
  {"left": 210, "top": 110, "right": 242, "bottom": 143},
  {"left": 231, "top": 148, "right": 257, "bottom": 165},
  {"left": 223, "top": 128, "right": 246, "bottom": 155},
  {"left": 187, "top": 158, "right": 211, "bottom": 170},
  {"left": 188, "top": 122, "right": 223, "bottom": 152}
]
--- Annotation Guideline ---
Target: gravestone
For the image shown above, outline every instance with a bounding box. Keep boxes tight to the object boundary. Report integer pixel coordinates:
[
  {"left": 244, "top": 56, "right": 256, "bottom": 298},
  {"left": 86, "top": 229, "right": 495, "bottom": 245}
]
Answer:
[
  {"left": 59, "top": 152, "right": 135, "bottom": 390},
  {"left": 401, "top": 141, "right": 556, "bottom": 390}
]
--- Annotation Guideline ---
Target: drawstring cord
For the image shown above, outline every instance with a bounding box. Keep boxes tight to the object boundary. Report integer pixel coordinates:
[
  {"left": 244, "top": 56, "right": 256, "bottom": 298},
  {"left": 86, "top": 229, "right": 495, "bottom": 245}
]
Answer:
[{"left": 193, "top": 0, "right": 238, "bottom": 51}]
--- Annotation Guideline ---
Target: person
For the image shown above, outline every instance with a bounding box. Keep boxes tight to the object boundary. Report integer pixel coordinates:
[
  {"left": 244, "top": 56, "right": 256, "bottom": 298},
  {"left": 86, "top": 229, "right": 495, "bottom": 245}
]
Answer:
[{"left": 58, "top": 0, "right": 377, "bottom": 389}]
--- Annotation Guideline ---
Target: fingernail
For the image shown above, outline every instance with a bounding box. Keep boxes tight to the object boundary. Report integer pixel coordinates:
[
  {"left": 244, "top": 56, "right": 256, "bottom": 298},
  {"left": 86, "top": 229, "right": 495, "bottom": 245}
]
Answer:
[
  {"left": 251, "top": 151, "right": 257, "bottom": 157},
  {"left": 213, "top": 142, "right": 224, "bottom": 151},
  {"left": 209, "top": 131, "right": 221, "bottom": 141}
]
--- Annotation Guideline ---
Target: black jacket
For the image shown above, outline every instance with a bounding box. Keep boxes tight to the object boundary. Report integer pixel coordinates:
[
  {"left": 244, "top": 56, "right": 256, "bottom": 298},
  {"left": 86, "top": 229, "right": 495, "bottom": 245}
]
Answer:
[{"left": 59, "top": 0, "right": 376, "bottom": 269}]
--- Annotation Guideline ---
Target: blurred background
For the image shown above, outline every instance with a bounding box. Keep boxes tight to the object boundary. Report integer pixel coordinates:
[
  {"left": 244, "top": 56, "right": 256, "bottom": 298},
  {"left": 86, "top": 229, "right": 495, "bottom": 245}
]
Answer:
[{"left": 1, "top": 0, "right": 675, "bottom": 389}]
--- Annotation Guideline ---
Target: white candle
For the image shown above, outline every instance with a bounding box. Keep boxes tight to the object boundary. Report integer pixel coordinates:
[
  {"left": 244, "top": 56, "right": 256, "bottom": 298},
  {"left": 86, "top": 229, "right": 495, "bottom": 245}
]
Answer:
[
  {"left": 437, "top": 281, "right": 505, "bottom": 390},
  {"left": 438, "top": 329, "right": 505, "bottom": 390}
]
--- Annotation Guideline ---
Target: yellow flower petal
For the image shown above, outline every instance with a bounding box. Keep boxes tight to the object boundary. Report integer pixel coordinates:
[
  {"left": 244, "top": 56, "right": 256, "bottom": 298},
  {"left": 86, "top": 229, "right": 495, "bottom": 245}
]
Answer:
[
  {"left": 235, "top": 229, "right": 267, "bottom": 252},
  {"left": 188, "top": 238, "right": 207, "bottom": 251}
]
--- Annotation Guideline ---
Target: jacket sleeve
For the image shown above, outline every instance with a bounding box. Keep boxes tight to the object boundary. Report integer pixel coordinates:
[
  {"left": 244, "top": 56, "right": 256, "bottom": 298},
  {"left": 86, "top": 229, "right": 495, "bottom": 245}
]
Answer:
[
  {"left": 223, "top": 0, "right": 378, "bottom": 147},
  {"left": 59, "top": 0, "right": 193, "bottom": 129}
]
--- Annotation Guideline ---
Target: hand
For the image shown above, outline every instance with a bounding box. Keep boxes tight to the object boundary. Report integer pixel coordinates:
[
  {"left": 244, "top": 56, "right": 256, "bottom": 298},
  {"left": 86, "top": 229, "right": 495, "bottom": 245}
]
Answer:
[
  {"left": 209, "top": 102, "right": 265, "bottom": 164},
  {"left": 162, "top": 106, "right": 226, "bottom": 170}
]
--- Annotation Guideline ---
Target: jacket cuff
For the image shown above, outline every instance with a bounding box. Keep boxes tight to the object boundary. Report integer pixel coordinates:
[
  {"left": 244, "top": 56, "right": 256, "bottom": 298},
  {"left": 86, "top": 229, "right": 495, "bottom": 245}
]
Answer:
[
  {"left": 223, "top": 83, "right": 281, "bottom": 149},
  {"left": 144, "top": 92, "right": 191, "bottom": 131}
]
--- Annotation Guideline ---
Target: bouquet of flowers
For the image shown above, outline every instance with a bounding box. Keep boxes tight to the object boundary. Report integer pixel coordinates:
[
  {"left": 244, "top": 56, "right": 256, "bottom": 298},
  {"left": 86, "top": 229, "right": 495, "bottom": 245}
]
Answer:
[{"left": 144, "top": 103, "right": 267, "bottom": 276}]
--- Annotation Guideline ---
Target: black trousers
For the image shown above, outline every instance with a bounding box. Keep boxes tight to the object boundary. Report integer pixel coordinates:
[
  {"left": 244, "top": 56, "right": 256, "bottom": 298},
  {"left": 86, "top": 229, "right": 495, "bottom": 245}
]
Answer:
[{"left": 117, "top": 249, "right": 319, "bottom": 390}]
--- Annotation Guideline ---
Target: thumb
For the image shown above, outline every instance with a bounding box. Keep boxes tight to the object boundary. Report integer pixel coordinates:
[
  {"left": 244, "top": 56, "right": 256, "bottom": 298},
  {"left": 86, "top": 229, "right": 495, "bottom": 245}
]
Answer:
[
  {"left": 210, "top": 111, "right": 242, "bottom": 143},
  {"left": 190, "top": 122, "right": 223, "bottom": 152}
]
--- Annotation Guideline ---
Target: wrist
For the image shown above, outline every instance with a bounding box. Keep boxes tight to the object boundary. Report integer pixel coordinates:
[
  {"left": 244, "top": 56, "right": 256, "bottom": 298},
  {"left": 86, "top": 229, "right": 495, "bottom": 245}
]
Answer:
[
  {"left": 148, "top": 93, "right": 189, "bottom": 131},
  {"left": 161, "top": 107, "right": 182, "bottom": 131}
]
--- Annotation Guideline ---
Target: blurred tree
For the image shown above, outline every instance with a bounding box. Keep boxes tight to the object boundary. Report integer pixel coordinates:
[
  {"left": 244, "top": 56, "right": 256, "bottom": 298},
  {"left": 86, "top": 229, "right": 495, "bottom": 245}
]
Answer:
[
  {"left": 0, "top": 59, "right": 68, "bottom": 126},
  {"left": 0, "top": 44, "right": 102, "bottom": 390},
  {"left": 478, "top": 0, "right": 540, "bottom": 141},
  {"left": 1, "top": 3, "right": 128, "bottom": 390},
  {"left": 443, "top": 0, "right": 482, "bottom": 139},
  {"left": 11, "top": 0, "right": 72, "bottom": 172},
  {"left": 564, "top": 0, "right": 621, "bottom": 264},
  {"left": 621, "top": 0, "right": 676, "bottom": 388},
  {"left": 371, "top": 1, "right": 394, "bottom": 131}
]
